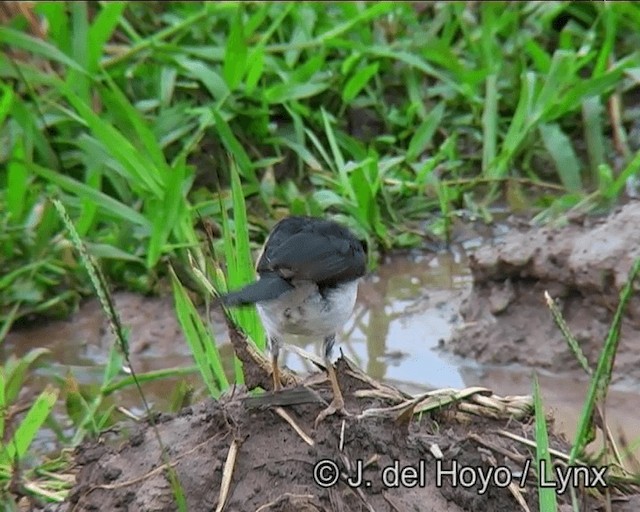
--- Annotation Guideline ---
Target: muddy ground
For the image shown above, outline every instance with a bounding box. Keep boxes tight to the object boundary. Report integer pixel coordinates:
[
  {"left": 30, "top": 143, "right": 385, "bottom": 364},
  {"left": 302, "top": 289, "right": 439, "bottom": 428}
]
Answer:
[
  {"left": 57, "top": 354, "right": 610, "bottom": 512},
  {"left": 448, "top": 201, "right": 640, "bottom": 383},
  {"left": 57, "top": 334, "right": 634, "bottom": 512}
]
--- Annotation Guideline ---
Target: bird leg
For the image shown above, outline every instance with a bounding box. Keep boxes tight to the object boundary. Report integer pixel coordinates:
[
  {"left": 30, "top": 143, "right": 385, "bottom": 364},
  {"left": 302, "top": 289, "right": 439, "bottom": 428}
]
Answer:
[
  {"left": 270, "top": 336, "right": 282, "bottom": 391},
  {"left": 315, "top": 335, "right": 348, "bottom": 426}
]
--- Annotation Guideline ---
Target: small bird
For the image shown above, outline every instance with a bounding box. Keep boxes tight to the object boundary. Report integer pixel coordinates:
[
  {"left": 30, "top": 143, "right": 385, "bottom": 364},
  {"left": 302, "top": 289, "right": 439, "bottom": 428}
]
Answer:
[{"left": 220, "top": 216, "right": 366, "bottom": 424}]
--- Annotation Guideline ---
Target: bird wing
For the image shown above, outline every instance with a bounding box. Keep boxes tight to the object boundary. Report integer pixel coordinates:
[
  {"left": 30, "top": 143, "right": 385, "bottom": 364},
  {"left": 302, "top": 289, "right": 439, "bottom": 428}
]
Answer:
[{"left": 259, "top": 229, "right": 366, "bottom": 286}]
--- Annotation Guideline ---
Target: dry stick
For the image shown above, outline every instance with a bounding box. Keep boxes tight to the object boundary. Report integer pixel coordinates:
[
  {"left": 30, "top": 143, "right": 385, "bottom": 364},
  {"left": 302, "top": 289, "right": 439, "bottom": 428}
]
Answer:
[
  {"left": 467, "top": 433, "right": 528, "bottom": 465},
  {"left": 273, "top": 407, "right": 314, "bottom": 446},
  {"left": 496, "top": 430, "right": 587, "bottom": 466},
  {"left": 485, "top": 451, "right": 530, "bottom": 512},
  {"left": 607, "top": 54, "right": 631, "bottom": 160},
  {"left": 224, "top": 315, "right": 315, "bottom": 447},
  {"left": 215, "top": 439, "right": 239, "bottom": 512},
  {"left": 382, "top": 176, "right": 567, "bottom": 192}
]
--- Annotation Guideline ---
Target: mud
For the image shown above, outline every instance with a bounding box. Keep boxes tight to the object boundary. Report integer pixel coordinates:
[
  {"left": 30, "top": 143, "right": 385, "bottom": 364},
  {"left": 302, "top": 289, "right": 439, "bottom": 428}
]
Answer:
[
  {"left": 448, "top": 202, "right": 640, "bottom": 383},
  {"left": 59, "top": 355, "right": 605, "bottom": 512}
]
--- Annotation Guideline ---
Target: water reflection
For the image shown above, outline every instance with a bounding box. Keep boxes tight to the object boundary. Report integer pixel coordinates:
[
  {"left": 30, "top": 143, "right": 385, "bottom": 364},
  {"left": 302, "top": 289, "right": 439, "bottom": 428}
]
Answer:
[{"left": 4, "top": 251, "right": 639, "bottom": 456}]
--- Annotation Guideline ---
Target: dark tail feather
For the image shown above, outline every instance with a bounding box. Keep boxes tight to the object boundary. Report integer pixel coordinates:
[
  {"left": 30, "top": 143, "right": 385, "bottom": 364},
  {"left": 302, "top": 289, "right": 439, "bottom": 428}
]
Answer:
[{"left": 219, "top": 274, "right": 293, "bottom": 307}]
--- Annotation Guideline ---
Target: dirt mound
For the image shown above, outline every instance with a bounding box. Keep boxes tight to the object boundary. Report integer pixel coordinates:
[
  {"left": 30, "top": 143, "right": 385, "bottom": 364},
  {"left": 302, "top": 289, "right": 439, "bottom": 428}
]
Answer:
[
  {"left": 448, "top": 202, "right": 640, "bottom": 382},
  {"left": 62, "top": 357, "right": 601, "bottom": 512}
]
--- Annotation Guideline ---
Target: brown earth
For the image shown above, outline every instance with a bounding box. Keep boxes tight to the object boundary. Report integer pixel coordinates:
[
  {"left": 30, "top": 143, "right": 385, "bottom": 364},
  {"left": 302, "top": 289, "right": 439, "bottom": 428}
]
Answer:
[
  {"left": 55, "top": 326, "right": 630, "bottom": 512},
  {"left": 59, "top": 363, "right": 594, "bottom": 512},
  {"left": 448, "top": 201, "right": 640, "bottom": 383}
]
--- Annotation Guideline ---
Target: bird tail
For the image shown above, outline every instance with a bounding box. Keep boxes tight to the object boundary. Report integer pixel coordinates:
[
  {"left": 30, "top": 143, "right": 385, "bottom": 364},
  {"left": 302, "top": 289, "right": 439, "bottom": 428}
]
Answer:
[{"left": 219, "top": 273, "right": 293, "bottom": 307}]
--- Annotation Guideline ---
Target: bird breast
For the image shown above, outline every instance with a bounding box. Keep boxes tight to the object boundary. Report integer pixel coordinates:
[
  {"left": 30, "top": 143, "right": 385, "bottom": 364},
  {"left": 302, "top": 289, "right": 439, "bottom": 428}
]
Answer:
[{"left": 256, "top": 280, "right": 359, "bottom": 338}]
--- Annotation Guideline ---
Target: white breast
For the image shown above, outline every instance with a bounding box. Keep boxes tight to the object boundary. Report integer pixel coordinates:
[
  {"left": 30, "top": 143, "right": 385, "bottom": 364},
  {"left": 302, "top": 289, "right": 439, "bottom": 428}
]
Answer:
[{"left": 257, "top": 280, "right": 359, "bottom": 339}]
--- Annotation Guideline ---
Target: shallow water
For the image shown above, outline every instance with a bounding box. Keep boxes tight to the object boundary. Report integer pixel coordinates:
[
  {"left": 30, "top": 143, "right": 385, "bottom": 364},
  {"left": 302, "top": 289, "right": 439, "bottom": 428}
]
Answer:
[{"left": 4, "top": 250, "right": 640, "bottom": 456}]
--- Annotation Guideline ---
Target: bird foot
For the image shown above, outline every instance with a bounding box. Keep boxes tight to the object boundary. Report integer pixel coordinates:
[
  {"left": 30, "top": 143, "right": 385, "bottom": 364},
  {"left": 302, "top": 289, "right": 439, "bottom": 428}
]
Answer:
[{"left": 314, "top": 397, "right": 350, "bottom": 427}]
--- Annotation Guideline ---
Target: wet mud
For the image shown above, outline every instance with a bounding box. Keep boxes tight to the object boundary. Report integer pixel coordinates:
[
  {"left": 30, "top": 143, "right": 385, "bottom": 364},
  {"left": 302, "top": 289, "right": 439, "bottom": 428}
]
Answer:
[
  {"left": 448, "top": 202, "right": 640, "bottom": 383},
  {"left": 59, "top": 354, "right": 601, "bottom": 512}
]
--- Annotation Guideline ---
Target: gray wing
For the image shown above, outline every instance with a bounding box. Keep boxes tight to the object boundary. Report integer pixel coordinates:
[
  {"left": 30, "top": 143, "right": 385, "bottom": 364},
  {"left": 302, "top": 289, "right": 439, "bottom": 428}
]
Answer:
[{"left": 257, "top": 218, "right": 366, "bottom": 286}]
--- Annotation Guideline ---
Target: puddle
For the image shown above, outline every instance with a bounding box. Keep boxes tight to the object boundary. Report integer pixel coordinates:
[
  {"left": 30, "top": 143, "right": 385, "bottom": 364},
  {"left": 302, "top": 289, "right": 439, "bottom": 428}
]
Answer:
[{"left": 4, "top": 245, "right": 640, "bottom": 457}]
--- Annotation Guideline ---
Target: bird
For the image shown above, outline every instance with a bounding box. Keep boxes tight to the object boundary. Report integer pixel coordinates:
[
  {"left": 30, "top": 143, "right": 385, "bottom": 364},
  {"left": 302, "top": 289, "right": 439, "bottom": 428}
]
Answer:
[{"left": 219, "top": 215, "right": 366, "bottom": 424}]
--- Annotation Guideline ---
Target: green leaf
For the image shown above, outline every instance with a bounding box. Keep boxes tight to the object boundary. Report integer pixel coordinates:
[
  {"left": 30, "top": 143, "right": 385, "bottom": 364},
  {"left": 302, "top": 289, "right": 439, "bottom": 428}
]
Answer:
[
  {"left": 0, "top": 372, "right": 5, "bottom": 439},
  {"left": 223, "top": 8, "right": 248, "bottom": 90},
  {"left": 34, "top": 2, "right": 70, "bottom": 54},
  {"left": 264, "top": 81, "right": 329, "bottom": 103},
  {"left": 171, "top": 270, "right": 228, "bottom": 396},
  {"left": 3, "top": 349, "right": 50, "bottom": 404},
  {"left": 100, "top": 77, "right": 170, "bottom": 178},
  {"left": 226, "top": 161, "right": 265, "bottom": 352},
  {"left": 7, "top": 136, "right": 29, "bottom": 221},
  {"left": 533, "top": 376, "right": 558, "bottom": 512},
  {"left": 62, "top": 88, "right": 164, "bottom": 197},
  {"left": 147, "top": 155, "right": 187, "bottom": 267},
  {"left": 30, "top": 163, "right": 151, "bottom": 230},
  {"left": 0, "top": 27, "right": 88, "bottom": 74},
  {"left": 482, "top": 75, "right": 498, "bottom": 173},
  {"left": 0, "top": 82, "right": 15, "bottom": 127},
  {"left": 174, "top": 56, "right": 230, "bottom": 100},
  {"left": 570, "top": 259, "right": 640, "bottom": 462},
  {"left": 538, "top": 123, "right": 582, "bottom": 193},
  {"left": 407, "top": 103, "right": 445, "bottom": 162},
  {"left": 211, "top": 109, "right": 255, "bottom": 183},
  {"left": 245, "top": 46, "right": 265, "bottom": 94},
  {"left": 88, "top": 2, "right": 128, "bottom": 72},
  {"left": 1, "top": 386, "right": 58, "bottom": 463},
  {"left": 582, "top": 96, "right": 605, "bottom": 180},
  {"left": 342, "top": 62, "right": 379, "bottom": 102},
  {"left": 85, "top": 243, "right": 145, "bottom": 263}
]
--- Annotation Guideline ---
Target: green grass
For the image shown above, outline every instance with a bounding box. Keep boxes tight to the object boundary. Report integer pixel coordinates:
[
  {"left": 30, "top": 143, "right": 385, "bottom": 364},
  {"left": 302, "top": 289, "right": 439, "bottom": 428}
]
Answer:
[
  {"left": 1, "top": 2, "right": 639, "bottom": 327},
  {"left": 1, "top": 1, "right": 640, "bottom": 507},
  {"left": 533, "top": 375, "right": 558, "bottom": 512}
]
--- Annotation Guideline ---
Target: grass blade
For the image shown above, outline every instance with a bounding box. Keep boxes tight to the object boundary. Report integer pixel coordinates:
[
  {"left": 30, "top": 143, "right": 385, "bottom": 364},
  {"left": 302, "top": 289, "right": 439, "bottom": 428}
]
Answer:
[
  {"left": 171, "top": 269, "right": 228, "bottom": 397},
  {"left": 407, "top": 102, "right": 445, "bottom": 162},
  {"left": 482, "top": 74, "right": 498, "bottom": 173},
  {"left": 538, "top": 123, "right": 582, "bottom": 193},
  {"left": 533, "top": 376, "right": 558, "bottom": 512},
  {"left": 30, "top": 163, "right": 151, "bottom": 229},
  {"left": 1, "top": 385, "right": 59, "bottom": 463},
  {"left": 0, "top": 27, "right": 87, "bottom": 73},
  {"left": 211, "top": 110, "right": 256, "bottom": 184},
  {"left": 223, "top": 7, "right": 248, "bottom": 90},
  {"left": 342, "top": 61, "right": 379, "bottom": 103}
]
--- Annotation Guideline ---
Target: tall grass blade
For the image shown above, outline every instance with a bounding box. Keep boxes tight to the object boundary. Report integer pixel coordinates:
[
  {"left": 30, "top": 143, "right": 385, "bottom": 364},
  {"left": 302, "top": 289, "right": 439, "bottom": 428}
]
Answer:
[
  {"left": 220, "top": 160, "right": 266, "bottom": 353},
  {"left": 570, "top": 258, "right": 640, "bottom": 462},
  {"left": 533, "top": 376, "right": 558, "bottom": 512},
  {"left": 171, "top": 269, "right": 228, "bottom": 397}
]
